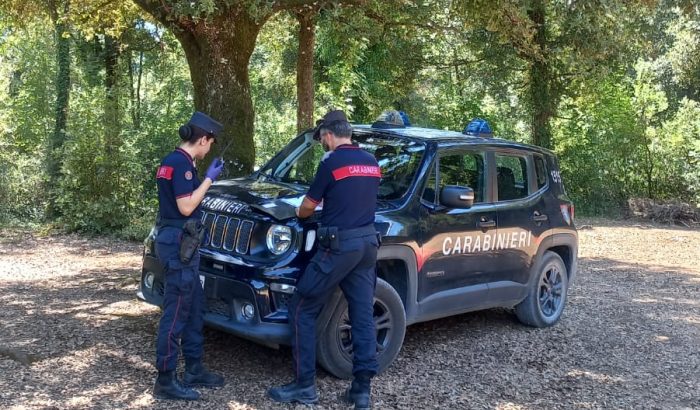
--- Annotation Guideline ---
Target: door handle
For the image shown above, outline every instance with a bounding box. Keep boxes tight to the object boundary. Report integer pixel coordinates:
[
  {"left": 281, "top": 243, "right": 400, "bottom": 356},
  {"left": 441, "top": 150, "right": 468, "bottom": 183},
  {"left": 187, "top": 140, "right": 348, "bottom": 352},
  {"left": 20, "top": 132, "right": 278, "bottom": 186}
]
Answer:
[
  {"left": 532, "top": 212, "right": 548, "bottom": 222},
  {"left": 478, "top": 219, "right": 496, "bottom": 229}
]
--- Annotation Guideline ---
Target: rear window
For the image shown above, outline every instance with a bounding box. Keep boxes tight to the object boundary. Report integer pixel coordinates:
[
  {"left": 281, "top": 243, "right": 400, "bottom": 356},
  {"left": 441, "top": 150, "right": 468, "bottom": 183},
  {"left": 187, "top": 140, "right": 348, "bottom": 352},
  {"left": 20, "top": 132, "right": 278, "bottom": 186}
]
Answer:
[
  {"left": 495, "top": 154, "right": 529, "bottom": 201},
  {"left": 534, "top": 155, "right": 547, "bottom": 190}
]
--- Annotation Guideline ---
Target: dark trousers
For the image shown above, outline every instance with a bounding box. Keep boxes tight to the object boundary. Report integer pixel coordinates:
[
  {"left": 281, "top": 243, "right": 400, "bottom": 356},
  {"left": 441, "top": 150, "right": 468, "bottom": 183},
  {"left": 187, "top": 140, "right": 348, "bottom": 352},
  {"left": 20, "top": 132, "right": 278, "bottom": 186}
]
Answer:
[
  {"left": 290, "top": 234, "right": 379, "bottom": 384},
  {"left": 155, "top": 227, "right": 204, "bottom": 372}
]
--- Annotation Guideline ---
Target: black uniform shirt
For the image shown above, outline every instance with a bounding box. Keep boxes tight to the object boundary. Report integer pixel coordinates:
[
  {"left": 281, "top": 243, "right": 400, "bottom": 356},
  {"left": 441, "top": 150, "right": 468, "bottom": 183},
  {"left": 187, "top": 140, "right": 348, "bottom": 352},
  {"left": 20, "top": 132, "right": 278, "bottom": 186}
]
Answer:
[
  {"left": 156, "top": 148, "right": 202, "bottom": 220},
  {"left": 306, "top": 144, "right": 381, "bottom": 230}
]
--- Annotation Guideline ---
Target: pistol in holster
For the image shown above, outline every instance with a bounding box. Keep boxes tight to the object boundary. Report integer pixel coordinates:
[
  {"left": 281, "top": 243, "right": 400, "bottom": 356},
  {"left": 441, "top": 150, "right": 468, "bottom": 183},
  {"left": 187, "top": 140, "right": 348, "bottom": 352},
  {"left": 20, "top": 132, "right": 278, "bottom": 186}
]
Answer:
[{"left": 180, "top": 219, "right": 206, "bottom": 264}]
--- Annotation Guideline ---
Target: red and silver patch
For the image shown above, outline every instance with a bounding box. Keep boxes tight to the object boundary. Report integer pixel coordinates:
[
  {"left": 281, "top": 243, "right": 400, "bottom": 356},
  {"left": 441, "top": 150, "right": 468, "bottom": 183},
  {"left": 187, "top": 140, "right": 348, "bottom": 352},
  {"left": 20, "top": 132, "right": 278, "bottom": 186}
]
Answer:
[
  {"left": 156, "top": 166, "right": 174, "bottom": 180},
  {"left": 185, "top": 171, "right": 193, "bottom": 180}
]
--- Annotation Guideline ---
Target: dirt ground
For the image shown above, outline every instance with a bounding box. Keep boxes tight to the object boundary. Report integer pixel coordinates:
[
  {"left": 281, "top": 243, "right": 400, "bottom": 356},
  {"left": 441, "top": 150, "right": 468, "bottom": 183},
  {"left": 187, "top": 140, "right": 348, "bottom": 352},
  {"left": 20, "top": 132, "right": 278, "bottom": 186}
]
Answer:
[{"left": 0, "top": 218, "right": 698, "bottom": 410}]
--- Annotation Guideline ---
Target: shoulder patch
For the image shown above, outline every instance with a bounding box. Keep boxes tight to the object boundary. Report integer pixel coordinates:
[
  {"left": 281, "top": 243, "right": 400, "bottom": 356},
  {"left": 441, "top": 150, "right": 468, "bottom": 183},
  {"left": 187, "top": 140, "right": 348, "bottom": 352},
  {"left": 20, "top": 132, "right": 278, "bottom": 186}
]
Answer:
[
  {"left": 185, "top": 170, "right": 193, "bottom": 180},
  {"left": 156, "top": 166, "right": 174, "bottom": 180}
]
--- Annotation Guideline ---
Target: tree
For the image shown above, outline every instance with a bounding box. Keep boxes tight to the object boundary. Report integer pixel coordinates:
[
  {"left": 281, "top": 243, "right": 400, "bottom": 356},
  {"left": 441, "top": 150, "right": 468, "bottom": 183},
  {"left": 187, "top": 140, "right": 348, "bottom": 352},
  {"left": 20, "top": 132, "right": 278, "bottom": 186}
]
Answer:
[
  {"left": 133, "top": 1, "right": 332, "bottom": 175},
  {"left": 0, "top": 0, "right": 73, "bottom": 215},
  {"left": 294, "top": 5, "right": 318, "bottom": 132},
  {"left": 451, "top": 0, "right": 654, "bottom": 149}
]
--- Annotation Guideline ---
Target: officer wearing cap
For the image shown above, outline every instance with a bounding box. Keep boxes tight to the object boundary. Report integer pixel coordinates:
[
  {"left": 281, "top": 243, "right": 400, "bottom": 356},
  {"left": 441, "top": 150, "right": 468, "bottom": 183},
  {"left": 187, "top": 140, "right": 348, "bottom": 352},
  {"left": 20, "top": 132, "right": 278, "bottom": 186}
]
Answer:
[
  {"left": 268, "top": 110, "right": 381, "bottom": 409},
  {"left": 152, "top": 111, "right": 226, "bottom": 401}
]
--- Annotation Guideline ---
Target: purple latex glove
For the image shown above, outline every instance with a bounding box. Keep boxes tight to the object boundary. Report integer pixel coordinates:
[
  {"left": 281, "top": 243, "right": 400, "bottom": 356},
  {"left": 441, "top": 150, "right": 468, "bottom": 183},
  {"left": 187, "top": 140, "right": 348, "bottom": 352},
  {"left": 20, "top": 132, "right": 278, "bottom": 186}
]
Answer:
[{"left": 205, "top": 158, "right": 224, "bottom": 181}]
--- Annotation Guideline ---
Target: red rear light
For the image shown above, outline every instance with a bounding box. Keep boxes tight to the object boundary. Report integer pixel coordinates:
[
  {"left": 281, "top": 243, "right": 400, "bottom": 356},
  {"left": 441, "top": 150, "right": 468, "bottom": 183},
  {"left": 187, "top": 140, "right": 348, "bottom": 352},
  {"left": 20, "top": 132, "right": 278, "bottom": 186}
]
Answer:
[
  {"left": 570, "top": 204, "right": 575, "bottom": 223},
  {"left": 560, "top": 204, "right": 573, "bottom": 225}
]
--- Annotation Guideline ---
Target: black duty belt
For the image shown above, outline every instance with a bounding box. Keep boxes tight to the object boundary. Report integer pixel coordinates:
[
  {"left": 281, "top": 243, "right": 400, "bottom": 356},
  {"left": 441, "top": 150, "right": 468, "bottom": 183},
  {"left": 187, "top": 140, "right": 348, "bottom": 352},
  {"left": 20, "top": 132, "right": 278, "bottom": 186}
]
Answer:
[
  {"left": 318, "top": 224, "right": 377, "bottom": 240},
  {"left": 338, "top": 224, "right": 378, "bottom": 240},
  {"left": 157, "top": 217, "right": 189, "bottom": 229}
]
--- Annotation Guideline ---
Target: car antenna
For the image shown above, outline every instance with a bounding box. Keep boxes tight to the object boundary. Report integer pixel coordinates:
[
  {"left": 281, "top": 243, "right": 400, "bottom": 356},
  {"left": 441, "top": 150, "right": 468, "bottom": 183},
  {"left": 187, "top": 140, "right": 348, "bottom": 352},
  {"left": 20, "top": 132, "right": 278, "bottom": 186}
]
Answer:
[{"left": 219, "top": 137, "right": 234, "bottom": 160}]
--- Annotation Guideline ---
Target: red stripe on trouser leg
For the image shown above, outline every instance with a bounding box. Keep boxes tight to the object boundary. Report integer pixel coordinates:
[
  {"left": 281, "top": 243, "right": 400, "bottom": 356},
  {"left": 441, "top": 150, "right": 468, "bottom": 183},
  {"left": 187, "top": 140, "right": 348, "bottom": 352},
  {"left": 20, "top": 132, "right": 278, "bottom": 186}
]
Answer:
[{"left": 162, "top": 295, "right": 182, "bottom": 372}]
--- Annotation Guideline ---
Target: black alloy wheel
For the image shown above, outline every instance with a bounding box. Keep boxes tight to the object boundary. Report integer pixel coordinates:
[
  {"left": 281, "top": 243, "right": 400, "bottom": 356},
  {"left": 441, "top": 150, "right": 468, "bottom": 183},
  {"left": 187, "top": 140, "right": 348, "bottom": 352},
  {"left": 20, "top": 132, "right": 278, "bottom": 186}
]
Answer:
[
  {"left": 317, "top": 278, "right": 406, "bottom": 379},
  {"left": 515, "top": 250, "right": 569, "bottom": 328},
  {"left": 538, "top": 263, "right": 565, "bottom": 318}
]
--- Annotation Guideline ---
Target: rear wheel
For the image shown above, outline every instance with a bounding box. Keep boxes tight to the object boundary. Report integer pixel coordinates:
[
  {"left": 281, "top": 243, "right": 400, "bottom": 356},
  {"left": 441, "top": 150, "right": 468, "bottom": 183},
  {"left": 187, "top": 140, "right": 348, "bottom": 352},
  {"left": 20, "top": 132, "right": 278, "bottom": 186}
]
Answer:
[
  {"left": 317, "top": 278, "right": 406, "bottom": 379},
  {"left": 515, "top": 251, "right": 569, "bottom": 327}
]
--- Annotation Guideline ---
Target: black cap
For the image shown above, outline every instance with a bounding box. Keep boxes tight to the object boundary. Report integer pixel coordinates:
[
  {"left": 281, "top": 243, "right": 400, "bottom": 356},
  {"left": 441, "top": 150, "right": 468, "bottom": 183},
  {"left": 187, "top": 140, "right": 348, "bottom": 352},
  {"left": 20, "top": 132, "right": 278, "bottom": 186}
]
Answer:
[
  {"left": 189, "top": 111, "right": 223, "bottom": 137},
  {"left": 313, "top": 109, "right": 349, "bottom": 140}
]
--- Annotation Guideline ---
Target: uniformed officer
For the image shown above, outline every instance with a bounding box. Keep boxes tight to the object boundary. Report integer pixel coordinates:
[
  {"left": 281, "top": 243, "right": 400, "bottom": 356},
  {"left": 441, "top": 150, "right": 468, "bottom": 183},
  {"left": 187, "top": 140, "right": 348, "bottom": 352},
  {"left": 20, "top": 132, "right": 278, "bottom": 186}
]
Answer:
[
  {"left": 268, "top": 110, "right": 381, "bottom": 410},
  {"left": 152, "top": 111, "right": 226, "bottom": 401}
]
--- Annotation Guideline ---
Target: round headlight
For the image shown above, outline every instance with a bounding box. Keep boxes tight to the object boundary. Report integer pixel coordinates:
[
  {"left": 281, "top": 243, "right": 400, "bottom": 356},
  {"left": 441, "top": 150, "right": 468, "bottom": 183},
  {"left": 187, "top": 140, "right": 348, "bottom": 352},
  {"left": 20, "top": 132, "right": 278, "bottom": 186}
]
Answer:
[{"left": 266, "top": 225, "right": 292, "bottom": 255}]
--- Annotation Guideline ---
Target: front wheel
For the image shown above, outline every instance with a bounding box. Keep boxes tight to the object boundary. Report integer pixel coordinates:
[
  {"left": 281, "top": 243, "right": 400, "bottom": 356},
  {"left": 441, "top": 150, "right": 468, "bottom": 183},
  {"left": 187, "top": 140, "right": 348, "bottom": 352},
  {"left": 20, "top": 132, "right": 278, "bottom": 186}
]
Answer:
[
  {"left": 515, "top": 251, "right": 569, "bottom": 328},
  {"left": 317, "top": 278, "right": 406, "bottom": 379}
]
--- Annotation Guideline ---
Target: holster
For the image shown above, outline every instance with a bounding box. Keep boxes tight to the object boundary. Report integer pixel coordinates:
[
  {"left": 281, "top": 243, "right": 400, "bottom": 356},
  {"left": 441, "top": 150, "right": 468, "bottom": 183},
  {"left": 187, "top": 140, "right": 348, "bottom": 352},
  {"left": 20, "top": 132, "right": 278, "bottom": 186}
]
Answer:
[
  {"left": 317, "top": 226, "right": 340, "bottom": 251},
  {"left": 179, "top": 219, "right": 205, "bottom": 264}
]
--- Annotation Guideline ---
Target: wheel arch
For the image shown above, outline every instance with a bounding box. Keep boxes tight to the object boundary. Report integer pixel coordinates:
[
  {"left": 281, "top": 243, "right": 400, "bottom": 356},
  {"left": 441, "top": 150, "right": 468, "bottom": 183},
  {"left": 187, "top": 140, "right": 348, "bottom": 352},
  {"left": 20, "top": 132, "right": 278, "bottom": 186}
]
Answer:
[
  {"left": 376, "top": 245, "right": 419, "bottom": 324},
  {"left": 316, "top": 244, "right": 419, "bottom": 337},
  {"left": 538, "top": 232, "right": 578, "bottom": 285}
]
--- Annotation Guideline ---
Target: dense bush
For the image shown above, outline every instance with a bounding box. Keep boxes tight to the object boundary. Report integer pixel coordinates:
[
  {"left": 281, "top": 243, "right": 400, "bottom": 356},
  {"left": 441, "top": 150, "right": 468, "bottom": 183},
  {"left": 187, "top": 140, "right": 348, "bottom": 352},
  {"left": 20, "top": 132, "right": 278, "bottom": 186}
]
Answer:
[{"left": 0, "top": 9, "right": 698, "bottom": 235}]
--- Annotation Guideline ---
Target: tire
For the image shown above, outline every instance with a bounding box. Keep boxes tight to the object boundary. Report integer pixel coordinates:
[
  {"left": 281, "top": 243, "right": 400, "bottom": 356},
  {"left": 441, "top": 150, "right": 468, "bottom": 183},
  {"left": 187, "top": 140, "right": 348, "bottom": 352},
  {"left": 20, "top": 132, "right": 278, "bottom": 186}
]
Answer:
[
  {"left": 515, "top": 251, "right": 569, "bottom": 328},
  {"left": 317, "top": 278, "right": 407, "bottom": 379}
]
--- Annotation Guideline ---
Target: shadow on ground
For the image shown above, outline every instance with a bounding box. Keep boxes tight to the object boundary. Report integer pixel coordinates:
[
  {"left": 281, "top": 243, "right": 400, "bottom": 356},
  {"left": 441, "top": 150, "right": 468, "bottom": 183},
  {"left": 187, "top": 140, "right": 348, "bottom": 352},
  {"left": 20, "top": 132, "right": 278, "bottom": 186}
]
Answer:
[{"left": 0, "top": 230, "right": 698, "bottom": 409}]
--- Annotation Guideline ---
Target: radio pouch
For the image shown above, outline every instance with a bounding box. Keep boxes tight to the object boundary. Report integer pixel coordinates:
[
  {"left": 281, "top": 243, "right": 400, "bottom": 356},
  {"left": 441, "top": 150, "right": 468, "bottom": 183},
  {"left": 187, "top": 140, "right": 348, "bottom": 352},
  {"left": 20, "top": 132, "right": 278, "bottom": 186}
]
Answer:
[{"left": 317, "top": 226, "right": 340, "bottom": 251}]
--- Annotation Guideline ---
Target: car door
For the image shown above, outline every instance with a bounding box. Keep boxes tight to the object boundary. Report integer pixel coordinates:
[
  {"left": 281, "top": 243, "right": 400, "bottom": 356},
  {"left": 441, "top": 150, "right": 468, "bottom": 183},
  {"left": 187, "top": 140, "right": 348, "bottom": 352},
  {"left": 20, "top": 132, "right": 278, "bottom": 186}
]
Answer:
[
  {"left": 490, "top": 150, "right": 550, "bottom": 300},
  {"left": 416, "top": 147, "right": 499, "bottom": 314}
]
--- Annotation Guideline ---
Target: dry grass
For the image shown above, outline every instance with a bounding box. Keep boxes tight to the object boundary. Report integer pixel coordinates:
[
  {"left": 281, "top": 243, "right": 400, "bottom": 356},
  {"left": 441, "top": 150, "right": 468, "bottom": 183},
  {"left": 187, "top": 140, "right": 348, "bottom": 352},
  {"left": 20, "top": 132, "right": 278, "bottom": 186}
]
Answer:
[{"left": 0, "top": 218, "right": 698, "bottom": 409}]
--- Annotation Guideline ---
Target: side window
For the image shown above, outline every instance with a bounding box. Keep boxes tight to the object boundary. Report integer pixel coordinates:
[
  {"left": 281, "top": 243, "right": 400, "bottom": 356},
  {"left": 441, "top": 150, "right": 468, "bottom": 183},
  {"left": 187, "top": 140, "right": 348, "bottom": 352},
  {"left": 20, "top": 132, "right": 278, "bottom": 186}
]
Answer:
[
  {"left": 495, "top": 154, "right": 529, "bottom": 201},
  {"left": 534, "top": 155, "right": 547, "bottom": 190},
  {"left": 438, "top": 152, "right": 485, "bottom": 203}
]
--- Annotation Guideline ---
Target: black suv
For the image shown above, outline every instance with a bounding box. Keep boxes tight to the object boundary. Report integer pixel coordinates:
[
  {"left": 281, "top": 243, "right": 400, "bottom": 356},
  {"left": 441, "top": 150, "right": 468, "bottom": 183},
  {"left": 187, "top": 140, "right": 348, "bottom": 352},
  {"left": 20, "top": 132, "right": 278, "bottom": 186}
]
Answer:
[{"left": 138, "top": 125, "right": 578, "bottom": 379}]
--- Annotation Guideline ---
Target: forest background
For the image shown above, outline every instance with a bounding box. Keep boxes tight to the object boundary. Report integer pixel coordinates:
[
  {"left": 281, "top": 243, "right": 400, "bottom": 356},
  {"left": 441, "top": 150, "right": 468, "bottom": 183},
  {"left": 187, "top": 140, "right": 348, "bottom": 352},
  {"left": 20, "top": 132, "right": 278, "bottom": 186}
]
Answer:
[{"left": 0, "top": 0, "right": 698, "bottom": 239}]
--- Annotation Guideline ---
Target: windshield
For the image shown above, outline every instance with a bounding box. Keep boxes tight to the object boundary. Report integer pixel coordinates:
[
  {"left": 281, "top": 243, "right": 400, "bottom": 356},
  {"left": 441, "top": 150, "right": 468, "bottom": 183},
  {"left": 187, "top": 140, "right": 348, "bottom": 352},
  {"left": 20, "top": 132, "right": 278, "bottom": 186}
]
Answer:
[{"left": 259, "top": 131, "right": 426, "bottom": 201}]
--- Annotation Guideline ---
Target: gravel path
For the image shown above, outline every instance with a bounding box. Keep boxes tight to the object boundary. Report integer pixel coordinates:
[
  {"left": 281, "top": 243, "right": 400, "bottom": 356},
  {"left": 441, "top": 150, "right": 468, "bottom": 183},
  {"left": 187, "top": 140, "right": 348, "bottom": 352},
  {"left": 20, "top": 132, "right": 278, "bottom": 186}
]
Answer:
[{"left": 0, "top": 218, "right": 698, "bottom": 409}]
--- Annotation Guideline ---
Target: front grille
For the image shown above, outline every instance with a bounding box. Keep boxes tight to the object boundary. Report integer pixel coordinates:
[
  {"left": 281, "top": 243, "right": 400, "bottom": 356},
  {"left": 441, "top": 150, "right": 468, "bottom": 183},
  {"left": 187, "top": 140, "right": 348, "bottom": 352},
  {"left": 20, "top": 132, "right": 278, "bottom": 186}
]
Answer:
[
  {"left": 236, "top": 220, "right": 254, "bottom": 254},
  {"left": 202, "top": 213, "right": 215, "bottom": 238},
  {"left": 223, "top": 218, "right": 240, "bottom": 251},
  {"left": 201, "top": 212, "right": 255, "bottom": 255},
  {"left": 211, "top": 215, "right": 227, "bottom": 248},
  {"left": 272, "top": 291, "right": 293, "bottom": 312},
  {"left": 156, "top": 281, "right": 165, "bottom": 297}
]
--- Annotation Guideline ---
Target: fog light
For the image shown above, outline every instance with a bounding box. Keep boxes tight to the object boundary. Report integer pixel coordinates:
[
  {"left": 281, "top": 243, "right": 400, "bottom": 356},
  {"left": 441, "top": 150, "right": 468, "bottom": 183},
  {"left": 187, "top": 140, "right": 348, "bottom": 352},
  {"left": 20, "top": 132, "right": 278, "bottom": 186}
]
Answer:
[
  {"left": 144, "top": 272, "right": 155, "bottom": 289},
  {"left": 242, "top": 303, "right": 255, "bottom": 319}
]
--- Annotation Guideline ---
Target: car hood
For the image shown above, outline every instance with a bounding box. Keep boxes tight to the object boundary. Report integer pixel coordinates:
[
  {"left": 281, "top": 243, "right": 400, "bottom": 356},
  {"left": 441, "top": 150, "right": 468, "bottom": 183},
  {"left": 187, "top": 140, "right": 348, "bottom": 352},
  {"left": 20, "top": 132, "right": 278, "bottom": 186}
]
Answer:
[{"left": 206, "top": 176, "right": 393, "bottom": 221}]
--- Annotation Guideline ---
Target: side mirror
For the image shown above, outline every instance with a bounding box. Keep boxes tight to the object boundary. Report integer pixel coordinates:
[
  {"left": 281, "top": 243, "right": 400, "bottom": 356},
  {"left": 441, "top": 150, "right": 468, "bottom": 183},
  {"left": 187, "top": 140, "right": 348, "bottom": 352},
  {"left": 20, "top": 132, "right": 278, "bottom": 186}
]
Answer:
[{"left": 440, "top": 185, "right": 475, "bottom": 209}]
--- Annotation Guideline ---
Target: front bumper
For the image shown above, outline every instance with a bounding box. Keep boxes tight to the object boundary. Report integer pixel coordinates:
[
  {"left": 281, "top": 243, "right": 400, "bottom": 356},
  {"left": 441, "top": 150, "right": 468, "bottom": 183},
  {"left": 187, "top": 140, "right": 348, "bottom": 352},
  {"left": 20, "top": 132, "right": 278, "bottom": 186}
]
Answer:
[{"left": 139, "top": 253, "right": 297, "bottom": 347}]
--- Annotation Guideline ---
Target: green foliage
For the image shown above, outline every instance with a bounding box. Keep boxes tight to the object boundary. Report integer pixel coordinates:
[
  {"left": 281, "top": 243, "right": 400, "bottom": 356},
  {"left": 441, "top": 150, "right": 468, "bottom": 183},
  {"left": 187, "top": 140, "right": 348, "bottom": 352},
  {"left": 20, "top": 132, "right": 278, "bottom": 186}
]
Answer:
[
  {"left": 1, "top": 0, "right": 700, "bottom": 233},
  {"left": 250, "top": 13, "right": 298, "bottom": 164},
  {"left": 554, "top": 78, "right": 642, "bottom": 214}
]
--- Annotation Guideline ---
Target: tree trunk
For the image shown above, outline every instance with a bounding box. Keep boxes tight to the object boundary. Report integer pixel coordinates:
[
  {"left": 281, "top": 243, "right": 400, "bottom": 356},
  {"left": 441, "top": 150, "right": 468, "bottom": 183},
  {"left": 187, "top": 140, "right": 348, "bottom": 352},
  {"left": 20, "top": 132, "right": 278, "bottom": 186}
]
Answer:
[
  {"left": 295, "top": 10, "right": 316, "bottom": 133},
  {"left": 46, "top": 0, "right": 71, "bottom": 218},
  {"left": 527, "top": 0, "right": 553, "bottom": 149},
  {"left": 127, "top": 49, "right": 143, "bottom": 130},
  {"left": 104, "top": 34, "right": 121, "bottom": 159},
  {"left": 169, "top": 14, "right": 264, "bottom": 176}
]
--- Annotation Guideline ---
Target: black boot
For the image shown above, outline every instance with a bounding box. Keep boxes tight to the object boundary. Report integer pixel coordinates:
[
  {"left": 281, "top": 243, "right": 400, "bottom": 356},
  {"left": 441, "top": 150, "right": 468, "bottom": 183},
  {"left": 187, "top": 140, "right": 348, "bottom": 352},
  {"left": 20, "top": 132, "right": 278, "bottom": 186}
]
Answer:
[
  {"left": 183, "top": 359, "right": 225, "bottom": 388},
  {"left": 342, "top": 371, "right": 372, "bottom": 410},
  {"left": 267, "top": 380, "right": 318, "bottom": 404},
  {"left": 153, "top": 370, "right": 200, "bottom": 401}
]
